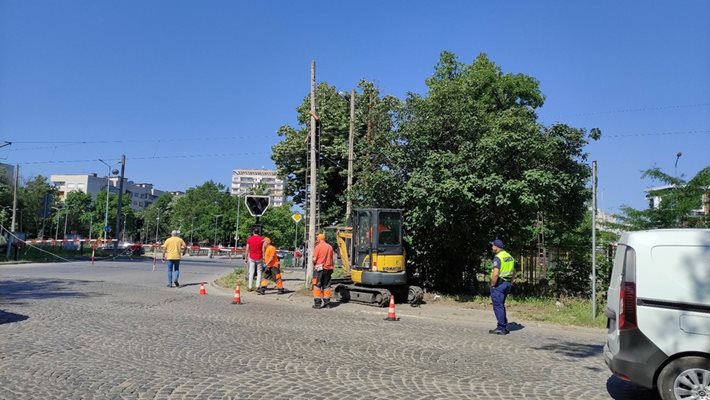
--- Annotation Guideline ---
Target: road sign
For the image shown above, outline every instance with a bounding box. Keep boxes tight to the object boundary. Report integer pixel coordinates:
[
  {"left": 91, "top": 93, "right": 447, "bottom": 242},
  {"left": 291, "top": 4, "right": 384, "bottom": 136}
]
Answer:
[
  {"left": 292, "top": 213, "right": 302, "bottom": 223},
  {"left": 244, "top": 196, "right": 270, "bottom": 217},
  {"left": 104, "top": 225, "right": 110, "bottom": 232}
]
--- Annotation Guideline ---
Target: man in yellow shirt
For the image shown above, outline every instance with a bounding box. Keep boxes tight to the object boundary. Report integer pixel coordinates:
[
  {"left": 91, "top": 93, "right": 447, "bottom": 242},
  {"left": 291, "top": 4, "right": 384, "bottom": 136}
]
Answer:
[{"left": 162, "top": 230, "right": 187, "bottom": 288}]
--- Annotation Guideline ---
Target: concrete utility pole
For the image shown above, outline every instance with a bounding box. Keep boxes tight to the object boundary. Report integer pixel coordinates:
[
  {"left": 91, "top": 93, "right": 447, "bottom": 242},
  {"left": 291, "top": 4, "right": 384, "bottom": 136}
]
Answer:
[
  {"left": 11, "top": 164, "right": 18, "bottom": 232},
  {"left": 306, "top": 60, "right": 317, "bottom": 286},
  {"left": 113, "top": 154, "right": 126, "bottom": 253},
  {"left": 591, "top": 160, "right": 598, "bottom": 319},
  {"left": 346, "top": 89, "right": 355, "bottom": 223}
]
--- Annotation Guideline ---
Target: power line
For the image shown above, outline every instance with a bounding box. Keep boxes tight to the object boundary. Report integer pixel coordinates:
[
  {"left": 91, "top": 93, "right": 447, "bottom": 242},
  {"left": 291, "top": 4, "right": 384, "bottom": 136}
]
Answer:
[
  {"left": 6, "top": 135, "right": 254, "bottom": 152},
  {"left": 604, "top": 129, "right": 710, "bottom": 139},
  {"left": 556, "top": 102, "right": 710, "bottom": 118},
  {"left": 15, "top": 151, "right": 269, "bottom": 165}
]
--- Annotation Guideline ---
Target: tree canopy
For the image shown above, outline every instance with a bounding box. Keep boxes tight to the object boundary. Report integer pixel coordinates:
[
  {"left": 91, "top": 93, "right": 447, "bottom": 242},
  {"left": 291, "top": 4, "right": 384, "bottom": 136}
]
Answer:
[{"left": 273, "top": 51, "right": 598, "bottom": 292}]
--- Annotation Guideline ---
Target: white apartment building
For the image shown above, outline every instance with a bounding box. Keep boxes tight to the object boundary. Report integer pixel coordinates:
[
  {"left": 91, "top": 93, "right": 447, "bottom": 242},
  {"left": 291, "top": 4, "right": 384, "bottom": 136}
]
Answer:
[
  {"left": 230, "top": 169, "right": 285, "bottom": 207},
  {"left": 50, "top": 174, "right": 165, "bottom": 211},
  {"left": 646, "top": 185, "right": 709, "bottom": 216}
]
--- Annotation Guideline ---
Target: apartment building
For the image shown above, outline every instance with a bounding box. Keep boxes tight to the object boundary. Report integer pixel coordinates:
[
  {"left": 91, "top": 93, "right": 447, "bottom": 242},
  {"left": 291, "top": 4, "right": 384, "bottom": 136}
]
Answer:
[
  {"left": 230, "top": 169, "right": 285, "bottom": 207},
  {"left": 50, "top": 174, "right": 165, "bottom": 211}
]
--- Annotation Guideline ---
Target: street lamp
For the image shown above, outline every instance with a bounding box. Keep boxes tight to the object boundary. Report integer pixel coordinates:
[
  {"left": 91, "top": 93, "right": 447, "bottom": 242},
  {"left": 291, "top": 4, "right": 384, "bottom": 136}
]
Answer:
[
  {"left": 190, "top": 215, "right": 195, "bottom": 245},
  {"left": 155, "top": 215, "right": 160, "bottom": 243},
  {"left": 213, "top": 214, "right": 222, "bottom": 246},
  {"left": 98, "top": 159, "right": 119, "bottom": 243},
  {"left": 51, "top": 206, "right": 60, "bottom": 240}
]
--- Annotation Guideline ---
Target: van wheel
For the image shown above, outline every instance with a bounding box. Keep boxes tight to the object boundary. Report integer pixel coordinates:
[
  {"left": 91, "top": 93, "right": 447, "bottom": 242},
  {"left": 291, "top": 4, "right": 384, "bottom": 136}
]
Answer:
[{"left": 657, "top": 356, "right": 710, "bottom": 400}]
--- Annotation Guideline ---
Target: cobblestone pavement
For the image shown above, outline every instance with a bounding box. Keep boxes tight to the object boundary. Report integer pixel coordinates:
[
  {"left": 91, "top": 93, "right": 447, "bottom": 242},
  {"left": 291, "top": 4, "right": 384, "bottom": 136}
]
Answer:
[{"left": 0, "top": 258, "right": 658, "bottom": 399}]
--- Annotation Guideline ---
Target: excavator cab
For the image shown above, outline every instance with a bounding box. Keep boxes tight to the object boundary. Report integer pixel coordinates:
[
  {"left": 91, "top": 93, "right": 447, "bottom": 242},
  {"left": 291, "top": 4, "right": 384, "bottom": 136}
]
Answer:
[
  {"left": 332, "top": 208, "right": 423, "bottom": 306},
  {"left": 350, "top": 209, "right": 407, "bottom": 286}
]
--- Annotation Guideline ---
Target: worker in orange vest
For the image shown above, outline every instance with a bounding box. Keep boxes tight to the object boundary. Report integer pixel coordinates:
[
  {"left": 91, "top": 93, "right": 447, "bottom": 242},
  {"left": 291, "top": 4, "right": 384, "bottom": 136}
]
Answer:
[
  {"left": 257, "top": 237, "right": 285, "bottom": 295},
  {"left": 311, "top": 233, "right": 335, "bottom": 309}
]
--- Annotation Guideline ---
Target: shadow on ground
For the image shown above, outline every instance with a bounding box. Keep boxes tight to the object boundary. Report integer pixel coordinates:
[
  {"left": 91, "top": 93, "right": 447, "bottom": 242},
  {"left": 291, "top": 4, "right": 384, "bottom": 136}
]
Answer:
[
  {"left": 606, "top": 375, "right": 660, "bottom": 400},
  {"left": 0, "top": 310, "right": 29, "bottom": 324},
  {"left": 533, "top": 341, "right": 603, "bottom": 358},
  {"left": 0, "top": 278, "right": 100, "bottom": 302}
]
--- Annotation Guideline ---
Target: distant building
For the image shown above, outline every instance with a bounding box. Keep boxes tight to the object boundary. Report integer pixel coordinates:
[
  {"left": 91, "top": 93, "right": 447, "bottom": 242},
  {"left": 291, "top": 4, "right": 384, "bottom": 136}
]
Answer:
[
  {"left": 50, "top": 173, "right": 165, "bottom": 211},
  {"left": 230, "top": 169, "right": 285, "bottom": 207},
  {"left": 0, "top": 162, "right": 17, "bottom": 183},
  {"left": 645, "top": 185, "right": 709, "bottom": 216}
]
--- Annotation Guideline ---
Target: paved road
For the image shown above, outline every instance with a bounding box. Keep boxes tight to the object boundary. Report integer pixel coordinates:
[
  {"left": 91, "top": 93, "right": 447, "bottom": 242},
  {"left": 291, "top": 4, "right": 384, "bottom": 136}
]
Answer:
[{"left": 0, "top": 257, "right": 658, "bottom": 399}]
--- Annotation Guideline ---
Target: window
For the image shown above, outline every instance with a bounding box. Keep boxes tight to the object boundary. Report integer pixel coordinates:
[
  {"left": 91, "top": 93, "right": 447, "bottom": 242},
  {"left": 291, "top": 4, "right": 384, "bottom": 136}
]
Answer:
[
  {"left": 378, "top": 211, "right": 402, "bottom": 246},
  {"left": 67, "top": 183, "right": 76, "bottom": 189}
]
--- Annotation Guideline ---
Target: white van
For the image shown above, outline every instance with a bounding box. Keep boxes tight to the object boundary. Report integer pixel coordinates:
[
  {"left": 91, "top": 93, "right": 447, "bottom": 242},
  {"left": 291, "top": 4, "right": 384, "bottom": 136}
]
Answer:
[{"left": 604, "top": 229, "right": 710, "bottom": 400}]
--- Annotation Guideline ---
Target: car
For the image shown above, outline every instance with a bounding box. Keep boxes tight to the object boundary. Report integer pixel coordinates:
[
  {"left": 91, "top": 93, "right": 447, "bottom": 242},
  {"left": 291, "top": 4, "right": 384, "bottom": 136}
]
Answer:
[
  {"left": 603, "top": 229, "right": 710, "bottom": 400},
  {"left": 277, "top": 249, "right": 292, "bottom": 259}
]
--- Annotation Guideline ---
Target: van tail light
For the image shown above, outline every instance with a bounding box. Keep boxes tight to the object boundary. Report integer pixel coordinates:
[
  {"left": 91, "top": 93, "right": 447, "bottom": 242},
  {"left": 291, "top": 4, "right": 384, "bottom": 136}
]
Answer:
[{"left": 619, "top": 281, "right": 637, "bottom": 331}]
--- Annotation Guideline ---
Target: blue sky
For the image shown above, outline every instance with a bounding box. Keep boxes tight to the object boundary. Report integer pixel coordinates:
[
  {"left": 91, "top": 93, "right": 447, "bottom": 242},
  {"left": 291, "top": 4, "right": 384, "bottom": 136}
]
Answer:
[{"left": 1, "top": 1, "right": 708, "bottom": 212}]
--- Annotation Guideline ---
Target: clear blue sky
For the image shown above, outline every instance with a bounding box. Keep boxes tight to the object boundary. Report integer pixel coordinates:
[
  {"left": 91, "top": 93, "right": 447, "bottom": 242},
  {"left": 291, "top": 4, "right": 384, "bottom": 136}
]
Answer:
[{"left": 1, "top": 1, "right": 708, "bottom": 212}]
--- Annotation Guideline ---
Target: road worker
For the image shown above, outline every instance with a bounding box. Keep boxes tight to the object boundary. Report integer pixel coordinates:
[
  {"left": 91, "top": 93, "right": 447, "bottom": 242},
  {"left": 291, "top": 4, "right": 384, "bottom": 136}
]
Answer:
[
  {"left": 257, "top": 237, "right": 285, "bottom": 295},
  {"left": 311, "top": 233, "right": 335, "bottom": 309}
]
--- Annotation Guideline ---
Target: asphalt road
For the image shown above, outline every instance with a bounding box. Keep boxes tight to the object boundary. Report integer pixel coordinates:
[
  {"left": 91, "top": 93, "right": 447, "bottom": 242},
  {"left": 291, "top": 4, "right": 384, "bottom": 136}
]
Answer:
[{"left": 0, "top": 257, "right": 658, "bottom": 399}]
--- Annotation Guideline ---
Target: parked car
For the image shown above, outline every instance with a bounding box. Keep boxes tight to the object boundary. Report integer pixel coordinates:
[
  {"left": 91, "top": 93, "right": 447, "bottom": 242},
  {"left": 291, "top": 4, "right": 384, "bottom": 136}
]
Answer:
[{"left": 604, "top": 229, "right": 710, "bottom": 400}]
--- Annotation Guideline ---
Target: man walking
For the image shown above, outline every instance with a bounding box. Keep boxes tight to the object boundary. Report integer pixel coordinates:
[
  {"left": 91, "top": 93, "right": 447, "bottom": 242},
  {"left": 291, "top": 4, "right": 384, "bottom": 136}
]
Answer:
[
  {"left": 257, "top": 237, "right": 285, "bottom": 295},
  {"left": 162, "top": 230, "right": 186, "bottom": 288},
  {"left": 311, "top": 233, "right": 335, "bottom": 309},
  {"left": 489, "top": 239, "right": 515, "bottom": 335},
  {"left": 245, "top": 228, "right": 264, "bottom": 292}
]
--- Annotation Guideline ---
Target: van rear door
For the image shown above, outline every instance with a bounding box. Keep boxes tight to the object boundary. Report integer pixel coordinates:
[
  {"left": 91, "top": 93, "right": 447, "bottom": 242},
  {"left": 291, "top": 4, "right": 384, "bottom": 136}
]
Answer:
[{"left": 606, "top": 243, "right": 626, "bottom": 354}]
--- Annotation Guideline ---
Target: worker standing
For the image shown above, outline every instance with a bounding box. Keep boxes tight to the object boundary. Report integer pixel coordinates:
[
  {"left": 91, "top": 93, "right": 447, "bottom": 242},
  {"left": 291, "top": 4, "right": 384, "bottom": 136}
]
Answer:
[
  {"left": 245, "top": 228, "right": 264, "bottom": 292},
  {"left": 311, "top": 233, "right": 335, "bottom": 309},
  {"left": 257, "top": 237, "right": 285, "bottom": 295},
  {"left": 162, "top": 230, "right": 187, "bottom": 288},
  {"left": 488, "top": 239, "right": 515, "bottom": 335}
]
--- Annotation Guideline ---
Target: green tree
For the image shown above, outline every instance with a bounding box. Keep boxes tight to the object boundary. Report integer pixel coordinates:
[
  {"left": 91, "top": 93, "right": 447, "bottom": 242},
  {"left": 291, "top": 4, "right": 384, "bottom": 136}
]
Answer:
[
  {"left": 17, "top": 175, "right": 55, "bottom": 238},
  {"left": 272, "top": 81, "right": 401, "bottom": 225},
  {"left": 398, "top": 52, "right": 595, "bottom": 292},
  {"left": 260, "top": 203, "right": 298, "bottom": 250},
  {"left": 615, "top": 166, "right": 710, "bottom": 229}
]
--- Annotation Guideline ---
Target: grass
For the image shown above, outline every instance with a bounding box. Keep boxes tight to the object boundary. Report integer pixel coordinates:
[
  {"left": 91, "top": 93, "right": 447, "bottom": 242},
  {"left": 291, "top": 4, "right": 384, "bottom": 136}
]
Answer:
[
  {"left": 214, "top": 268, "right": 247, "bottom": 289},
  {"left": 430, "top": 293, "right": 608, "bottom": 329}
]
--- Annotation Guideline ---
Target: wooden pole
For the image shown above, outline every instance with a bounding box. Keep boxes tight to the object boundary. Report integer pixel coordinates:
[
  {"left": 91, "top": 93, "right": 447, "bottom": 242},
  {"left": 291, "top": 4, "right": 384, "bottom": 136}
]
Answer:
[
  {"left": 306, "top": 60, "right": 317, "bottom": 287},
  {"left": 346, "top": 89, "right": 355, "bottom": 223}
]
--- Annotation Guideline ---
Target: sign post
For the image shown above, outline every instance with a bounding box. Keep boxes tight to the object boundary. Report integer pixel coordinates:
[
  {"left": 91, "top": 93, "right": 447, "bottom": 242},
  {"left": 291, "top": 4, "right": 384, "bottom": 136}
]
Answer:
[{"left": 291, "top": 213, "right": 302, "bottom": 250}]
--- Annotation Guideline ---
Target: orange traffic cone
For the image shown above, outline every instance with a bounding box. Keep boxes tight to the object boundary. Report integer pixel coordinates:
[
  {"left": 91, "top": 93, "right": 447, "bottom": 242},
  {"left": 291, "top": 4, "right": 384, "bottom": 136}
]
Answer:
[
  {"left": 384, "top": 294, "right": 399, "bottom": 321},
  {"left": 232, "top": 284, "right": 242, "bottom": 305},
  {"left": 199, "top": 282, "right": 207, "bottom": 296}
]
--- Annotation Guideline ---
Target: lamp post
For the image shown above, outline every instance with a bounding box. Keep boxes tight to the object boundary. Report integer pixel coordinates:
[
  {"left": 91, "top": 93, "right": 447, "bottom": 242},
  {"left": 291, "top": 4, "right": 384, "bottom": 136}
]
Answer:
[
  {"left": 98, "top": 159, "right": 117, "bottom": 243},
  {"left": 62, "top": 208, "right": 68, "bottom": 239},
  {"left": 155, "top": 215, "right": 160, "bottom": 243},
  {"left": 213, "top": 214, "right": 222, "bottom": 246},
  {"left": 51, "top": 206, "right": 60, "bottom": 240},
  {"left": 235, "top": 196, "right": 241, "bottom": 247}
]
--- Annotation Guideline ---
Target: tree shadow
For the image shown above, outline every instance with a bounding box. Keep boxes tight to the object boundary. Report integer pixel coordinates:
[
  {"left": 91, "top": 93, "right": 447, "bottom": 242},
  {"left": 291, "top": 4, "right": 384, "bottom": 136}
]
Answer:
[
  {"left": 606, "top": 375, "right": 660, "bottom": 400},
  {"left": 533, "top": 341, "right": 603, "bottom": 358},
  {"left": 0, "top": 278, "right": 100, "bottom": 302},
  {"left": 0, "top": 310, "right": 29, "bottom": 325}
]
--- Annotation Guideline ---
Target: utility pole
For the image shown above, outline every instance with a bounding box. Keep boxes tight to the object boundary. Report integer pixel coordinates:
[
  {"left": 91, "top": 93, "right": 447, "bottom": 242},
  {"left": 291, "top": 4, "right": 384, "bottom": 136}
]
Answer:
[
  {"left": 346, "top": 89, "right": 355, "bottom": 223},
  {"left": 11, "top": 164, "right": 18, "bottom": 232},
  {"left": 235, "top": 196, "right": 241, "bottom": 247},
  {"left": 591, "top": 160, "right": 598, "bottom": 319},
  {"left": 306, "top": 60, "right": 317, "bottom": 286},
  {"left": 113, "top": 154, "right": 126, "bottom": 253}
]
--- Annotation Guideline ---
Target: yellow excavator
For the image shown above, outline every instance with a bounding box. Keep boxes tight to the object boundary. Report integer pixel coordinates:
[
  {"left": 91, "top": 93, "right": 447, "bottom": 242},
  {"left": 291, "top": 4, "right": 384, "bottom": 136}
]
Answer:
[{"left": 328, "top": 208, "right": 424, "bottom": 307}]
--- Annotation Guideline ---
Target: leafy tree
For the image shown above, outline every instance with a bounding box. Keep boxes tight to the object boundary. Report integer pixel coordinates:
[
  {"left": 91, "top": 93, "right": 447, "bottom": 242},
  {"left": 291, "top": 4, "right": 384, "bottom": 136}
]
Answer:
[
  {"left": 273, "top": 52, "right": 596, "bottom": 293},
  {"left": 17, "top": 175, "right": 55, "bottom": 238},
  {"left": 615, "top": 166, "right": 710, "bottom": 229},
  {"left": 395, "top": 52, "right": 595, "bottom": 292},
  {"left": 272, "top": 81, "right": 401, "bottom": 226},
  {"left": 92, "top": 191, "right": 136, "bottom": 241},
  {"left": 260, "top": 203, "right": 298, "bottom": 250}
]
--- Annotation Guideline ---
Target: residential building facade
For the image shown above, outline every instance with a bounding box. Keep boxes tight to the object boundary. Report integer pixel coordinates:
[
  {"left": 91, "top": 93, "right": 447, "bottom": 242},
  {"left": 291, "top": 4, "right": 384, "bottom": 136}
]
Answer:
[
  {"left": 50, "top": 174, "right": 165, "bottom": 211},
  {"left": 230, "top": 169, "right": 285, "bottom": 207}
]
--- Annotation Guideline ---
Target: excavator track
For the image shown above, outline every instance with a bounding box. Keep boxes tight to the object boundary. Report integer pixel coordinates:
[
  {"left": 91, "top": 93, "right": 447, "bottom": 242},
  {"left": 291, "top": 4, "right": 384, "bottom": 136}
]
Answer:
[{"left": 333, "top": 282, "right": 424, "bottom": 307}]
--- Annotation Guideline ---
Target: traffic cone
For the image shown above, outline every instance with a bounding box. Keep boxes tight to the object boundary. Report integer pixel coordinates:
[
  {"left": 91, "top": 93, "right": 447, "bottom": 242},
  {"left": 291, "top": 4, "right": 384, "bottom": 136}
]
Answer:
[
  {"left": 199, "top": 282, "right": 207, "bottom": 296},
  {"left": 232, "top": 284, "right": 242, "bottom": 305},
  {"left": 384, "top": 294, "right": 399, "bottom": 321}
]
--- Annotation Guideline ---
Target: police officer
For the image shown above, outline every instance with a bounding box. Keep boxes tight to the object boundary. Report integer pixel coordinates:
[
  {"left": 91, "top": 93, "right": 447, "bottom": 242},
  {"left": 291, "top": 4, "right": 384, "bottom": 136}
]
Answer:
[{"left": 489, "top": 239, "right": 514, "bottom": 335}]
